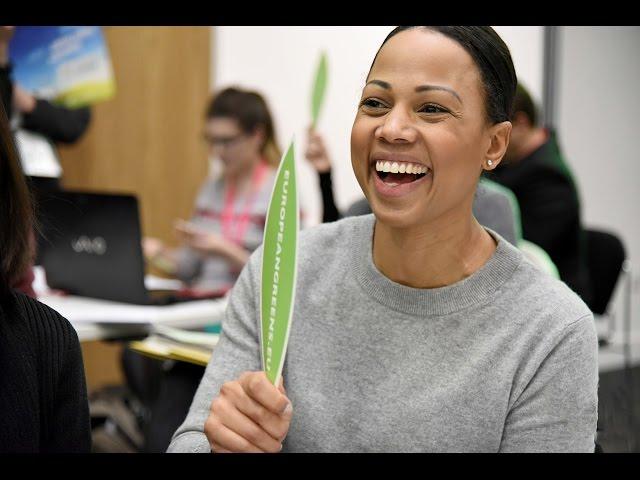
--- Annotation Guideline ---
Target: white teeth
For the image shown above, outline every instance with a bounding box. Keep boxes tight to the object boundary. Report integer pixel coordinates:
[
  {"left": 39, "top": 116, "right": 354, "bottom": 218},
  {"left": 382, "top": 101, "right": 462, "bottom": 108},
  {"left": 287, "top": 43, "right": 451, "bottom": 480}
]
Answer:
[{"left": 374, "top": 161, "right": 430, "bottom": 174}]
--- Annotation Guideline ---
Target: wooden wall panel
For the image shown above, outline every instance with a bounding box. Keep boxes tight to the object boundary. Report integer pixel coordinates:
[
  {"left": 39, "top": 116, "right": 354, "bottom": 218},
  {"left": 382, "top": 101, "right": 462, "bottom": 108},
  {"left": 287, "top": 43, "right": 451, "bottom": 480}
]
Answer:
[
  {"left": 80, "top": 341, "right": 125, "bottom": 392},
  {"left": 57, "top": 26, "right": 210, "bottom": 247},
  {"left": 56, "top": 27, "right": 211, "bottom": 391}
]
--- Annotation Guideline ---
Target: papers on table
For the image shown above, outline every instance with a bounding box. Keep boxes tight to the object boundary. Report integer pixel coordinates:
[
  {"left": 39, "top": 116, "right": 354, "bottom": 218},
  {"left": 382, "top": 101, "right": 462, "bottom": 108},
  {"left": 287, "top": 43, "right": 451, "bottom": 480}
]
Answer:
[
  {"left": 144, "top": 275, "right": 183, "bottom": 291},
  {"left": 14, "top": 129, "right": 62, "bottom": 178},
  {"left": 129, "top": 325, "right": 219, "bottom": 366}
]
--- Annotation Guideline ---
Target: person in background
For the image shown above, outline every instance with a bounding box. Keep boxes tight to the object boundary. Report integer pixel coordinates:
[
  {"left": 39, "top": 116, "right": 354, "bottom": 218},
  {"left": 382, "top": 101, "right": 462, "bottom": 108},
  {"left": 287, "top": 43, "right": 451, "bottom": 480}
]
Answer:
[
  {"left": 485, "top": 82, "right": 591, "bottom": 306},
  {"left": 1, "top": 25, "right": 92, "bottom": 297},
  {"left": 0, "top": 97, "right": 91, "bottom": 453},
  {"left": 1, "top": 26, "right": 92, "bottom": 195},
  {"left": 305, "top": 127, "right": 342, "bottom": 223},
  {"left": 305, "top": 127, "right": 521, "bottom": 246},
  {"left": 143, "top": 87, "right": 281, "bottom": 295},
  {"left": 132, "top": 87, "right": 282, "bottom": 453},
  {"left": 170, "top": 26, "right": 597, "bottom": 453}
]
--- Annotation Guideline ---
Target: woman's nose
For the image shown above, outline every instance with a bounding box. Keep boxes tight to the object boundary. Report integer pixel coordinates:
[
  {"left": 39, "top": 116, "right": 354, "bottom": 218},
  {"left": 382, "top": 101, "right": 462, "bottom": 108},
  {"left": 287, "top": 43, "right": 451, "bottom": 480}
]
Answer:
[{"left": 375, "top": 106, "right": 417, "bottom": 144}]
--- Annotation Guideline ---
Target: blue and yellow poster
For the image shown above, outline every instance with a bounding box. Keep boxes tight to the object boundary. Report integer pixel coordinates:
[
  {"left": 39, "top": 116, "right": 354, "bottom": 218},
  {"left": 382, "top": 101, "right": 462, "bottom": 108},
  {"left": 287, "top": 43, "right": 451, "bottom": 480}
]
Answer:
[{"left": 9, "top": 26, "right": 116, "bottom": 108}]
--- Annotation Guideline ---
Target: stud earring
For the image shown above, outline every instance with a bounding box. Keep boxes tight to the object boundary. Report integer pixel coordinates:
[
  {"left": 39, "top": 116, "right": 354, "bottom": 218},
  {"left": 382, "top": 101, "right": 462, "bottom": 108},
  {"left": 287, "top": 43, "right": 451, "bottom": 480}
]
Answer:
[{"left": 487, "top": 160, "right": 493, "bottom": 167}]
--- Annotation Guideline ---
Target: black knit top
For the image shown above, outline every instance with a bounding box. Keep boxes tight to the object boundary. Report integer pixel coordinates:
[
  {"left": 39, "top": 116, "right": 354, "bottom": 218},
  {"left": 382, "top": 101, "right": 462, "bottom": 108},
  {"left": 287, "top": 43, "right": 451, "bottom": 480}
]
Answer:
[{"left": 0, "top": 291, "right": 91, "bottom": 452}]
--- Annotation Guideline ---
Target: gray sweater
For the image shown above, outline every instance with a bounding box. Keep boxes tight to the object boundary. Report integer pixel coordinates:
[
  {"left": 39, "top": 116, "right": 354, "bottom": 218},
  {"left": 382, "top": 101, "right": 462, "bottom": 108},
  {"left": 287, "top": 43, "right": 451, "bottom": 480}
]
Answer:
[{"left": 168, "top": 214, "right": 598, "bottom": 453}]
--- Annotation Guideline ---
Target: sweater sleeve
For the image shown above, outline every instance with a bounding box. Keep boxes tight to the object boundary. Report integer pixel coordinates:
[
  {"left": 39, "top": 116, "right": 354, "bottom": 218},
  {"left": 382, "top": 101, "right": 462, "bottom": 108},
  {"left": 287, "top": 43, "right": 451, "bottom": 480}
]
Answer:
[
  {"left": 22, "top": 99, "right": 91, "bottom": 144},
  {"left": 318, "top": 170, "right": 341, "bottom": 223},
  {"left": 487, "top": 195, "right": 518, "bottom": 246},
  {"left": 174, "top": 245, "right": 203, "bottom": 283},
  {"left": 43, "top": 320, "right": 92, "bottom": 453},
  {"left": 499, "top": 314, "right": 598, "bottom": 452},
  {"left": 13, "top": 293, "right": 92, "bottom": 453},
  {"left": 168, "top": 247, "right": 263, "bottom": 452},
  {"left": 517, "top": 167, "right": 579, "bottom": 256}
]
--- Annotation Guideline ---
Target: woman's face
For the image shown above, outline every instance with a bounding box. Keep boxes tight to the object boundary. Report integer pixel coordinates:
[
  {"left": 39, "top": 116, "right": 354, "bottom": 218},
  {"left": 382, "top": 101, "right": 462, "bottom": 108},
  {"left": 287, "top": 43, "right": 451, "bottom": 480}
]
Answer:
[
  {"left": 351, "top": 28, "right": 506, "bottom": 230},
  {"left": 204, "top": 117, "right": 264, "bottom": 178}
]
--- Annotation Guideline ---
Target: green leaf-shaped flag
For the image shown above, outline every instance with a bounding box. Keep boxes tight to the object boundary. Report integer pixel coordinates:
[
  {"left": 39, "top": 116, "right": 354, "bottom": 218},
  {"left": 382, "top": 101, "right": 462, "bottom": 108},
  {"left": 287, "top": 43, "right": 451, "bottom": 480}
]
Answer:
[
  {"left": 261, "top": 141, "right": 298, "bottom": 385},
  {"left": 311, "top": 52, "right": 328, "bottom": 129}
]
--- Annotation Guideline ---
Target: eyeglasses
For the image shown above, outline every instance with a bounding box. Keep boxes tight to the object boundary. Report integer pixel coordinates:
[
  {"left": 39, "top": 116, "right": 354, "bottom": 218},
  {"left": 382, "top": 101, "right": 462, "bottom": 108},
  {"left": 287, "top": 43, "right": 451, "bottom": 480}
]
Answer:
[{"left": 202, "top": 132, "right": 246, "bottom": 148}]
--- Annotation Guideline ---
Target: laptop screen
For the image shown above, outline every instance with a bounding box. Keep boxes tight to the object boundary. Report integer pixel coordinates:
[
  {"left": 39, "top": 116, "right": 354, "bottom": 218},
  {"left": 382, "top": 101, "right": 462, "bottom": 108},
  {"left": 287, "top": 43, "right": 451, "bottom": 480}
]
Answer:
[{"left": 38, "top": 191, "right": 151, "bottom": 304}]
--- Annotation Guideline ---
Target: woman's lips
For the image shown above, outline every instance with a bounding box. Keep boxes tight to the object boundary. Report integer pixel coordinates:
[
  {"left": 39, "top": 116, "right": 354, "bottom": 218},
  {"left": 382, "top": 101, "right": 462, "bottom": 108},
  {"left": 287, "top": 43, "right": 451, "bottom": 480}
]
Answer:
[{"left": 372, "top": 166, "right": 432, "bottom": 198}]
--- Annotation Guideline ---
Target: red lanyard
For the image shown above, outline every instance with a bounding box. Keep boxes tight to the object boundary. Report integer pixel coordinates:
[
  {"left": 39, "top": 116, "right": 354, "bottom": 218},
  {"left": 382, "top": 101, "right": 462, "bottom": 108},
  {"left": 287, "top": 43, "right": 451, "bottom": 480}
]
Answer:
[{"left": 221, "top": 160, "right": 268, "bottom": 246}]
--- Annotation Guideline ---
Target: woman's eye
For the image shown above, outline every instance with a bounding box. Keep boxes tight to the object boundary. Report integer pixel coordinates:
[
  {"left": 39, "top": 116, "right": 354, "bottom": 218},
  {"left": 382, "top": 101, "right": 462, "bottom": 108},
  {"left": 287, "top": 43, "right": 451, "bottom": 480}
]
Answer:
[
  {"left": 361, "top": 98, "right": 387, "bottom": 109},
  {"left": 420, "top": 104, "right": 448, "bottom": 114}
]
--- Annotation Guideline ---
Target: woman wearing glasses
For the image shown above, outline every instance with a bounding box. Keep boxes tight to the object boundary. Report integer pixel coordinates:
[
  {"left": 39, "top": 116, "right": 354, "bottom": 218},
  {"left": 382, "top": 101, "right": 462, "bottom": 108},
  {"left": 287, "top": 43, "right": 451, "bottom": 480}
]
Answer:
[
  {"left": 143, "top": 87, "right": 281, "bottom": 295},
  {"left": 134, "top": 87, "right": 282, "bottom": 452}
]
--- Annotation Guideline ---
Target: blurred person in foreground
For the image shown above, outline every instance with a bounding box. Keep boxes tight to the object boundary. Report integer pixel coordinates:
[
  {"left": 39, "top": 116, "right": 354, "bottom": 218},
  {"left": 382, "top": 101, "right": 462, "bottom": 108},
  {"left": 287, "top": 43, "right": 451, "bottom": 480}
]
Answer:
[{"left": 0, "top": 96, "right": 90, "bottom": 453}]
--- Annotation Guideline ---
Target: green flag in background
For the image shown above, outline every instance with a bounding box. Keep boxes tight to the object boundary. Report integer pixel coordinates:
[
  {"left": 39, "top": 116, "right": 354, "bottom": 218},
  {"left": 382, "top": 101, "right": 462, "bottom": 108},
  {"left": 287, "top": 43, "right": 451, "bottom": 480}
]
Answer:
[
  {"left": 261, "top": 141, "right": 298, "bottom": 385},
  {"left": 311, "top": 52, "right": 328, "bottom": 129}
]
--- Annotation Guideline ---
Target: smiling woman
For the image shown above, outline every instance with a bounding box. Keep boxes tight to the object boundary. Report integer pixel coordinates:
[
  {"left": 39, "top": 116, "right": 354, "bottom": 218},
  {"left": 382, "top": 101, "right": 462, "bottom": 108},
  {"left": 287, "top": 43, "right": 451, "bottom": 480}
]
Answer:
[
  {"left": 351, "top": 27, "right": 514, "bottom": 289},
  {"left": 169, "top": 26, "right": 599, "bottom": 453}
]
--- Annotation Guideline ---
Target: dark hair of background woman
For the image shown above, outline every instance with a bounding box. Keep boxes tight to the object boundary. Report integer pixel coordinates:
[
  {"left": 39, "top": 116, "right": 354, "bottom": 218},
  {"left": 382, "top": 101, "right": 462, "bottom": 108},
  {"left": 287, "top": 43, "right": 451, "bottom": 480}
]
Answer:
[
  {"left": 206, "top": 87, "right": 282, "bottom": 167},
  {"left": 512, "top": 83, "right": 539, "bottom": 126},
  {"left": 0, "top": 100, "right": 33, "bottom": 297}
]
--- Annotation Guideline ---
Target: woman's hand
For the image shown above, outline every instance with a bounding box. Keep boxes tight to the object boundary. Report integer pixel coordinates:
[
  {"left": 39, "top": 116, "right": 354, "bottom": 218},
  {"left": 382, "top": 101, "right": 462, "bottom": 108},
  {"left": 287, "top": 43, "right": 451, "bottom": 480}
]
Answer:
[
  {"left": 143, "top": 236, "right": 178, "bottom": 274},
  {"left": 174, "top": 219, "right": 230, "bottom": 255},
  {"left": 13, "top": 84, "right": 36, "bottom": 114},
  {"left": 142, "top": 236, "right": 165, "bottom": 259},
  {"left": 204, "top": 371, "right": 293, "bottom": 453},
  {"left": 174, "top": 219, "right": 250, "bottom": 268},
  {"left": 305, "top": 127, "right": 332, "bottom": 173}
]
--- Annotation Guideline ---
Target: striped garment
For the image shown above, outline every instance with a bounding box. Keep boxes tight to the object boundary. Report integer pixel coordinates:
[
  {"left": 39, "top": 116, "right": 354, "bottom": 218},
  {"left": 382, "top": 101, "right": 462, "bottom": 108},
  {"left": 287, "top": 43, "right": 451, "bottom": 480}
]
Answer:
[{"left": 175, "top": 166, "right": 277, "bottom": 292}]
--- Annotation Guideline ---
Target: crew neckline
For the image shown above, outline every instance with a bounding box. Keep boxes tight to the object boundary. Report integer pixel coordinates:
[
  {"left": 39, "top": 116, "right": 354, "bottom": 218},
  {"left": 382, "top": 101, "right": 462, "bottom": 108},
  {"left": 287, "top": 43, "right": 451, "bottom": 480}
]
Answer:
[{"left": 350, "top": 215, "right": 523, "bottom": 316}]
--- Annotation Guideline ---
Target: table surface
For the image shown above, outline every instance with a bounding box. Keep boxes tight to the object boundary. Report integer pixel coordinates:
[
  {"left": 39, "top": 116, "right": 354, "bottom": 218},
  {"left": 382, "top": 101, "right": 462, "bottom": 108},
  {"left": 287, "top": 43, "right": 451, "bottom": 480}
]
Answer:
[
  {"left": 36, "top": 293, "right": 638, "bottom": 374},
  {"left": 37, "top": 293, "right": 228, "bottom": 342}
]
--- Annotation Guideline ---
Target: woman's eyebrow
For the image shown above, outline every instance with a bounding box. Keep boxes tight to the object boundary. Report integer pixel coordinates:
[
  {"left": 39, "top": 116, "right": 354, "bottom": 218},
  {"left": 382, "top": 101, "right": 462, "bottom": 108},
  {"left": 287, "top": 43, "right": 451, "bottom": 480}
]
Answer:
[
  {"left": 365, "top": 79, "right": 391, "bottom": 90},
  {"left": 365, "top": 80, "right": 462, "bottom": 105},
  {"left": 415, "top": 84, "right": 462, "bottom": 104}
]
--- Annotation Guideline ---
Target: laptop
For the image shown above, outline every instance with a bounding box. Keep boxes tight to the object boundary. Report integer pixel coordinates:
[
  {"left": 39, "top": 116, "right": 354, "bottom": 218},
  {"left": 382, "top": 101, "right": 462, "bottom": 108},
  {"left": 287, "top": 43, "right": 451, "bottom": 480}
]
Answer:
[{"left": 37, "top": 190, "right": 222, "bottom": 305}]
